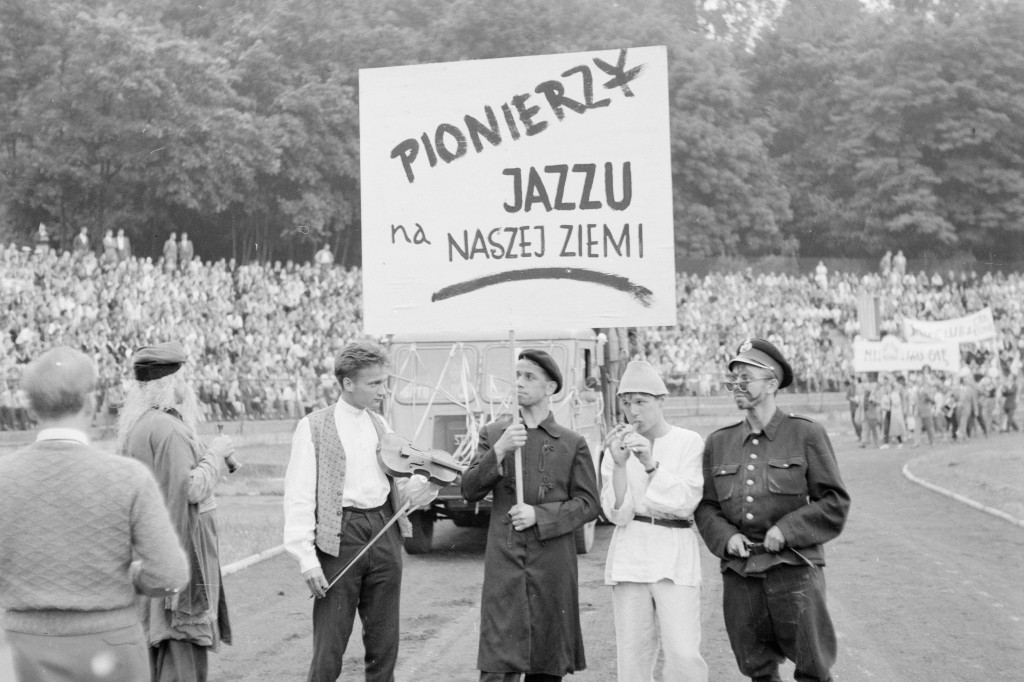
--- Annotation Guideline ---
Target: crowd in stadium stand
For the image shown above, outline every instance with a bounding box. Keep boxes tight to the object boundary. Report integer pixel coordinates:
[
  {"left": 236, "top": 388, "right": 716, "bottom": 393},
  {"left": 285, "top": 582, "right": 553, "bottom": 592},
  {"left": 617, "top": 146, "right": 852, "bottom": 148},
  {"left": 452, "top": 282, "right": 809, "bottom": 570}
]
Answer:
[{"left": 1, "top": 241, "right": 1022, "bottom": 441}]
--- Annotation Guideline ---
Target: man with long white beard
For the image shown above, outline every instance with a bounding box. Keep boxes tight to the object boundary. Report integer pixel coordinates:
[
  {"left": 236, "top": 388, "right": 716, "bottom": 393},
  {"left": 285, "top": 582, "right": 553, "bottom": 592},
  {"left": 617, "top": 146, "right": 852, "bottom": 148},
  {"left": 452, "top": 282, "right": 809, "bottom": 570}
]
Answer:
[{"left": 118, "top": 342, "right": 235, "bottom": 682}]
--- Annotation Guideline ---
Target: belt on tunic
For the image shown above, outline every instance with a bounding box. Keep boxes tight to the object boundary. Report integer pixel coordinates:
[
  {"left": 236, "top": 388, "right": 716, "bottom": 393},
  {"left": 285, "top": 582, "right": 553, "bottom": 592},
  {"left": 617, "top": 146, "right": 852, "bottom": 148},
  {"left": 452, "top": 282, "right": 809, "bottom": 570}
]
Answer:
[{"left": 632, "top": 515, "right": 692, "bottom": 529}]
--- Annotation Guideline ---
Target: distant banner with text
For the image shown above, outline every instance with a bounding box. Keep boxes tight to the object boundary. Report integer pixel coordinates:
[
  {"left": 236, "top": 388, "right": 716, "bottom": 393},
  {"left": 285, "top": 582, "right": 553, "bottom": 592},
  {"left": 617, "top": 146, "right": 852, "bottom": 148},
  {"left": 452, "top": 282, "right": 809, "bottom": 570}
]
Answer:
[
  {"left": 852, "top": 337, "right": 961, "bottom": 373},
  {"left": 359, "top": 46, "right": 675, "bottom": 335},
  {"left": 902, "top": 308, "right": 997, "bottom": 344}
]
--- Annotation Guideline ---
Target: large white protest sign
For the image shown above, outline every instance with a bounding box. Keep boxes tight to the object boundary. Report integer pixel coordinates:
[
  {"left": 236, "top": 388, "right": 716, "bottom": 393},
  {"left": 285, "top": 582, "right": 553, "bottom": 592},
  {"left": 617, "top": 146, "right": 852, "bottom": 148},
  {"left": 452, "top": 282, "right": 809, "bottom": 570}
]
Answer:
[
  {"left": 902, "top": 308, "right": 997, "bottom": 344},
  {"left": 852, "top": 337, "right": 960, "bottom": 373},
  {"left": 359, "top": 47, "right": 675, "bottom": 335}
]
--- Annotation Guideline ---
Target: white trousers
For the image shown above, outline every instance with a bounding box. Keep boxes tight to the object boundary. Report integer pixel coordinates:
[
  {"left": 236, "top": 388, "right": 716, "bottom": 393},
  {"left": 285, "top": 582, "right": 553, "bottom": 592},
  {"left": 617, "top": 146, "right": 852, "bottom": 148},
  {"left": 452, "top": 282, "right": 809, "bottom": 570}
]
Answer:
[{"left": 612, "top": 580, "right": 708, "bottom": 682}]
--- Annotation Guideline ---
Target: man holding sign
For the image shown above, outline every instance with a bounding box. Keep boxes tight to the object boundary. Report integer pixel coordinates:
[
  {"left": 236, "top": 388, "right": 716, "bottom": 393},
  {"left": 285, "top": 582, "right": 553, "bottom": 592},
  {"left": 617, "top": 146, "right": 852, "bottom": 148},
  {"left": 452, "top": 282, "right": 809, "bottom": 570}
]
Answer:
[{"left": 462, "top": 349, "right": 600, "bottom": 681}]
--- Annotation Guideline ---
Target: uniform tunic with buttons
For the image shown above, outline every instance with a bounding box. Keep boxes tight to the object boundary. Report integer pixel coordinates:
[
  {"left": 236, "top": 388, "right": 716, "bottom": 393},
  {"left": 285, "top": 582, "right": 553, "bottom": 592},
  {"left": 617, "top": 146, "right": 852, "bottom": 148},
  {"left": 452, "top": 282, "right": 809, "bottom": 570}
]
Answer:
[{"left": 695, "top": 409, "right": 850, "bottom": 576}]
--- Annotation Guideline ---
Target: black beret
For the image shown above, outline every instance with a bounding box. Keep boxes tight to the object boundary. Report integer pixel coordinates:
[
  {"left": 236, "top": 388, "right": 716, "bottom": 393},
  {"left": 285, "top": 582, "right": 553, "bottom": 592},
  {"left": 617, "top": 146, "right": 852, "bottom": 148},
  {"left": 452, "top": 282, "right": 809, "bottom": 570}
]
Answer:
[
  {"left": 132, "top": 342, "right": 187, "bottom": 382},
  {"left": 728, "top": 337, "right": 793, "bottom": 390},
  {"left": 518, "top": 348, "right": 563, "bottom": 394}
]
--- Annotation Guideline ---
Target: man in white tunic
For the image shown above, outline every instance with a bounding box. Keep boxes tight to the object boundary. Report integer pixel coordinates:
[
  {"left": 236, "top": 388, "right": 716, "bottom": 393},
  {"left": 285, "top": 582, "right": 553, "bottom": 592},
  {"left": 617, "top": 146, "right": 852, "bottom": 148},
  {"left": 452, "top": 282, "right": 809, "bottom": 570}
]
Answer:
[{"left": 601, "top": 360, "right": 708, "bottom": 681}]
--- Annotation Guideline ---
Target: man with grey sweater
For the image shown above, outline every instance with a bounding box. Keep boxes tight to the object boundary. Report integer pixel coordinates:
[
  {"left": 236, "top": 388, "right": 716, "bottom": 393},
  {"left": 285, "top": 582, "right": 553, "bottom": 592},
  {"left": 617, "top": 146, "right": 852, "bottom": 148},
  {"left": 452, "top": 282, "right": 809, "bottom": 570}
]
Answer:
[{"left": 0, "top": 347, "right": 188, "bottom": 682}]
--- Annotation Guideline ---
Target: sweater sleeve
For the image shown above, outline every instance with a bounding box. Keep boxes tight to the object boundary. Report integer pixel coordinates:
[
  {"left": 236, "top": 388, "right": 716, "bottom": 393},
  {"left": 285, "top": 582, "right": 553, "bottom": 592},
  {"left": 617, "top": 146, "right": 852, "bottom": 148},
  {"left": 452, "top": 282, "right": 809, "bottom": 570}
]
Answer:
[{"left": 130, "top": 464, "right": 190, "bottom": 597}]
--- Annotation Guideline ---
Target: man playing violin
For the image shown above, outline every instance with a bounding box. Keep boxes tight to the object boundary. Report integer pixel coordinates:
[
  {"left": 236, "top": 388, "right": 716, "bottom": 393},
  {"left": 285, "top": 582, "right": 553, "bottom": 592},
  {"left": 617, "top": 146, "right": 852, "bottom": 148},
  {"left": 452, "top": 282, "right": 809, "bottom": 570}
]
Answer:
[
  {"left": 462, "top": 349, "right": 600, "bottom": 682},
  {"left": 283, "top": 341, "right": 438, "bottom": 682}
]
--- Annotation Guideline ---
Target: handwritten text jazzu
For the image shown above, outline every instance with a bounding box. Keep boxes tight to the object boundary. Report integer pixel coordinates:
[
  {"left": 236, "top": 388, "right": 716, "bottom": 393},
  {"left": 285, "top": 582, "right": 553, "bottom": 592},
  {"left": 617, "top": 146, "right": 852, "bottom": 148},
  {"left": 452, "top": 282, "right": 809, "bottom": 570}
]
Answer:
[{"left": 390, "top": 48, "right": 645, "bottom": 183}]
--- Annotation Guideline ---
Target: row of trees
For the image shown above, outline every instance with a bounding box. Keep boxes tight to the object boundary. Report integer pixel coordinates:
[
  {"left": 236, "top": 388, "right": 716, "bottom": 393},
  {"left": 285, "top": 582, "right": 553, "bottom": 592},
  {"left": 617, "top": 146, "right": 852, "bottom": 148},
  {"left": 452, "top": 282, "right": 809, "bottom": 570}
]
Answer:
[{"left": 1, "top": 0, "right": 1022, "bottom": 266}]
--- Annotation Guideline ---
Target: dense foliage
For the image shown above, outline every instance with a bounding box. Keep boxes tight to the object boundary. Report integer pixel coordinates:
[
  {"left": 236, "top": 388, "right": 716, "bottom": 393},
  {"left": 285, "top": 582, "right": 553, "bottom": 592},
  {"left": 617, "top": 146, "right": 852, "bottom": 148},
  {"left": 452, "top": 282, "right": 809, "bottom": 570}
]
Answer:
[{"left": 1, "top": 0, "right": 1021, "bottom": 265}]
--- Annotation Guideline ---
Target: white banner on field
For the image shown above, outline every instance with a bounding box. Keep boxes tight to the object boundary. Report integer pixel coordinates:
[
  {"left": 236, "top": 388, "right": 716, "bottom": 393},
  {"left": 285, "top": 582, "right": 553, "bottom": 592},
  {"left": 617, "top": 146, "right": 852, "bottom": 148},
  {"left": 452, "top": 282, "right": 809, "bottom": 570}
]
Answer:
[
  {"left": 852, "top": 337, "right": 961, "bottom": 373},
  {"left": 359, "top": 46, "right": 675, "bottom": 335},
  {"left": 902, "top": 308, "right": 997, "bottom": 344}
]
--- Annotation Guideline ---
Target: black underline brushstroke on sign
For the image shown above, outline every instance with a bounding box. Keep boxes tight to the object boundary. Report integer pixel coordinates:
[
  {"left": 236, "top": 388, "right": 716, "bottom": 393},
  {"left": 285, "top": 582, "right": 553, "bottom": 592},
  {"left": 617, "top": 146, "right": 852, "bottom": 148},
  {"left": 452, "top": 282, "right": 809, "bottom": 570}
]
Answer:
[{"left": 431, "top": 267, "right": 654, "bottom": 307}]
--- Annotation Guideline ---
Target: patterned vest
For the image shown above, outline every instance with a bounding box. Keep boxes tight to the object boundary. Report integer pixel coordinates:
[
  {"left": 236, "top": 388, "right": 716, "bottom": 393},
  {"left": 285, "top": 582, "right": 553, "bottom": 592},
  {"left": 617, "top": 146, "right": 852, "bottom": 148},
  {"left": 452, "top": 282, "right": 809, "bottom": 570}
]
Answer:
[{"left": 308, "top": 406, "right": 411, "bottom": 557}]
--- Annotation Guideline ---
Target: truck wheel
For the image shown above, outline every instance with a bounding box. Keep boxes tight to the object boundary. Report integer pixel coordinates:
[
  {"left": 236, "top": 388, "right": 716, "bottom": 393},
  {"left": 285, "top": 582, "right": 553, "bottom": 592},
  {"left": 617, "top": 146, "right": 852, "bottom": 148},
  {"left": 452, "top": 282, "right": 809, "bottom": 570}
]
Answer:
[
  {"left": 403, "top": 510, "right": 434, "bottom": 554},
  {"left": 574, "top": 519, "right": 596, "bottom": 554}
]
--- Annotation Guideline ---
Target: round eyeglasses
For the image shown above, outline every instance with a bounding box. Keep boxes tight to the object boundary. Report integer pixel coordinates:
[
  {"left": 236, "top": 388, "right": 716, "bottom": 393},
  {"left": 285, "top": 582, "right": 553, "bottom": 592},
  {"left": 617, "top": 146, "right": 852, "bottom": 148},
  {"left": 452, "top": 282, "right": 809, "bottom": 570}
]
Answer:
[{"left": 722, "top": 377, "right": 772, "bottom": 392}]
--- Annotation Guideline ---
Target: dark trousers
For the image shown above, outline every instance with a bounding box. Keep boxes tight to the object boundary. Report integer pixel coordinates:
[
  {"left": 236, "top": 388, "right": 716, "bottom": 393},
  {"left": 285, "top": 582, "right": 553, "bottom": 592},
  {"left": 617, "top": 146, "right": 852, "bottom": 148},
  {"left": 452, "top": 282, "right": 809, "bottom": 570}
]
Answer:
[
  {"left": 308, "top": 505, "right": 403, "bottom": 682},
  {"left": 722, "top": 564, "right": 836, "bottom": 682},
  {"left": 151, "top": 638, "right": 208, "bottom": 682}
]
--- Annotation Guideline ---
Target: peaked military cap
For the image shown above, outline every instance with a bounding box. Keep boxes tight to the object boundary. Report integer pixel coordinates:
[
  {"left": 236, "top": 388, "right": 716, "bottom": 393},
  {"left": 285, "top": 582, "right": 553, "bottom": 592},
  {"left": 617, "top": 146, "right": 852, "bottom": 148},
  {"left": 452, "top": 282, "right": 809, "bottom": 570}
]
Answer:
[{"left": 728, "top": 337, "right": 793, "bottom": 390}]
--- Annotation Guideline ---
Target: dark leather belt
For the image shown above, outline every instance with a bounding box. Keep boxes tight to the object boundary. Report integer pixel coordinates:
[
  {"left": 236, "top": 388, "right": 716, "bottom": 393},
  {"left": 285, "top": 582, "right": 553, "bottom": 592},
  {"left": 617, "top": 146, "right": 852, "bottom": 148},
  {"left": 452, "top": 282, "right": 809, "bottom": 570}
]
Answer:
[
  {"left": 633, "top": 515, "right": 692, "bottom": 529},
  {"left": 343, "top": 503, "right": 388, "bottom": 514}
]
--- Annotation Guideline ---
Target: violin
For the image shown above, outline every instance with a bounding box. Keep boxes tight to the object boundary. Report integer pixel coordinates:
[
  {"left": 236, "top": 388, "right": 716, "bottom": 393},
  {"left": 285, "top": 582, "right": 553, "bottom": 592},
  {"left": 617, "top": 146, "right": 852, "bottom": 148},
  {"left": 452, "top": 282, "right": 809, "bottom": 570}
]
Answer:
[
  {"left": 377, "top": 433, "right": 465, "bottom": 485},
  {"left": 317, "top": 434, "right": 466, "bottom": 598}
]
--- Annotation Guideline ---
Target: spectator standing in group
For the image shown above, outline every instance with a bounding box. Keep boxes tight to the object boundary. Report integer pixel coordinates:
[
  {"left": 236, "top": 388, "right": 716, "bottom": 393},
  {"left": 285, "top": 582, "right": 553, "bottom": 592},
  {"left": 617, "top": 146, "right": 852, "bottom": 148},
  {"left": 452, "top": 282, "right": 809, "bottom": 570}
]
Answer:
[
  {"left": 887, "top": 376, "right": 908, "bottom": 449},
  {"left": 879, "top": 377, "right": 892, "bottom": 448},
  {"left": 1001, "top": 374, "right": 1020, "bottom": 432},
  {"left": 115, "top": 228, "right": 132, "bottom": 262},
  {"left": 844, "top": 377, "right": 862, "bottom": 441},
  {"left": 0, "top": 380, "right": 14, "bottom": 431},
  {"left": 33, "top": 223, "right": 50, "bottom": 255},
  {"left": 861, "top": 378, "right": 881, "bottom": 448},
  {"left": 695, "top": 338, "right": 850, "bottom": 682},
  {"left": 101, "top": 228, "right": 118, "bottom": 269},
  {"left": 601, "top": 360, "right": 708, "bottom": 681},
  {"left": 880, "top": 250, "right": 892, "bottom": 277},
  {"left": 941, "top": 379, "right": 959, "bottom": 440},
  {"left": 72, "top": 226, "right": 90, "bottom": 259},
  {"left": 892, "top": 250, "right": 907, "bottom": 277},
  {"left": 0, "top": 347, "right": 188, "bottom": 682},
  {"left": 163, "top": 232, "right": 179, "bottom": 273},
  {"left": 915, "top": 374, "right": 936, "bottom": 446},
  {"left": 118, "top": 342, "right": 236, "bottom": 682},
  {"left": 814, "top": 260, "right": 828, "bottom": 290},
  {"left": 956, "top": 373, "right": 977, "bottom": 440},
  {"left": 178, "top": 232, "right": 194, "bottom": 269},
  {"left": 314, "top": 243, "right": 334, "bottom": 269},
  {"left": 977, "top": 374, "right": 995, "bottom": 434}
]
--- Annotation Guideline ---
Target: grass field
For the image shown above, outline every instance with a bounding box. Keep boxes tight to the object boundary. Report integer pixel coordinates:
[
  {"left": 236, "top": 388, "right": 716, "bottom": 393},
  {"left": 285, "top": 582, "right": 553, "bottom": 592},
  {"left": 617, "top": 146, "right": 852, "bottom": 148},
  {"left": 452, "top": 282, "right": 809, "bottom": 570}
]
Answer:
[{"left": 905, "top": 432, "right": 1024, "bottom": 521}]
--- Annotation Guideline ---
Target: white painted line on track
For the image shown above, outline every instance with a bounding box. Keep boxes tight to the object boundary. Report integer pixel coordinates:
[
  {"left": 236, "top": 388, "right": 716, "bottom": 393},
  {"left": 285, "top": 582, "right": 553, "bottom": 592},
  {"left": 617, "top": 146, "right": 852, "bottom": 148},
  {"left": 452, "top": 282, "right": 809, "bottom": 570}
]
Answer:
[
  {"left": 222, "top": 544, "right": 286, "bottom": 576},
  {"left": 902, "top": 459, "right": 1024, "bottom": 528}
]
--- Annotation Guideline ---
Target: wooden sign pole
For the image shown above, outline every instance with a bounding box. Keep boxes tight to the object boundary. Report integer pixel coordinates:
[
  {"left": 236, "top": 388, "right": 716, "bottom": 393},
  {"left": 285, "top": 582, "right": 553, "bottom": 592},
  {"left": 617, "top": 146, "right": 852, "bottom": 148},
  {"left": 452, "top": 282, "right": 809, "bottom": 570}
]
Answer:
[{"left": 509, "top": 329, "right": 524, "bottom": 506}]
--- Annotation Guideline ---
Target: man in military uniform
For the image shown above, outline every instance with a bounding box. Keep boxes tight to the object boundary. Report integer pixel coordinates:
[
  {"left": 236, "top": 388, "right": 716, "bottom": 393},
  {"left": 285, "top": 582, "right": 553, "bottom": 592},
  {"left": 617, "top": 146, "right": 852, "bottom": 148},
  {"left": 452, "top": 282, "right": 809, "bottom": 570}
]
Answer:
[{"left": 695, "top": 338, "right": 850, "bottom": 682}]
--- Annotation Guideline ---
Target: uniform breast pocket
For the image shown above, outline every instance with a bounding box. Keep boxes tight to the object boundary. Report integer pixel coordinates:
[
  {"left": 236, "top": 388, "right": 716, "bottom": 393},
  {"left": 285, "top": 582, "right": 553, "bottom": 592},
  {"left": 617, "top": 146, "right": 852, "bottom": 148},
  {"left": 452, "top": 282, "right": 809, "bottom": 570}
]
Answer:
[
  {"left": 767, "top": 457, "right": 808, "bottom": 495},
  {"left": 712, "top": 463, "right": 740, "bottom": 501}
]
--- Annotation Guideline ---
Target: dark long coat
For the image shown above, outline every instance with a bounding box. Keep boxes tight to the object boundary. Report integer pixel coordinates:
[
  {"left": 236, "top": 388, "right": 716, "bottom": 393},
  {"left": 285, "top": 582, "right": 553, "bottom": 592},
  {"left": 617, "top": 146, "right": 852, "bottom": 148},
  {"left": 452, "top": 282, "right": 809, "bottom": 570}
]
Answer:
[{"left": 461, "top": 412, "right": 600, "bottom": 676}]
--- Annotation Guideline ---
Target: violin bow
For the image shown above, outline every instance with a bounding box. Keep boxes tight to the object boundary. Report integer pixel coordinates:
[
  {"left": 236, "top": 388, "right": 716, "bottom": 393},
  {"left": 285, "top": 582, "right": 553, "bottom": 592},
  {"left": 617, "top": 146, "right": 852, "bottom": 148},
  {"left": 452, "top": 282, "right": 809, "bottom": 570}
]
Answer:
[{"left": 316, "top": 500, "right": 412, "bottom": 598}]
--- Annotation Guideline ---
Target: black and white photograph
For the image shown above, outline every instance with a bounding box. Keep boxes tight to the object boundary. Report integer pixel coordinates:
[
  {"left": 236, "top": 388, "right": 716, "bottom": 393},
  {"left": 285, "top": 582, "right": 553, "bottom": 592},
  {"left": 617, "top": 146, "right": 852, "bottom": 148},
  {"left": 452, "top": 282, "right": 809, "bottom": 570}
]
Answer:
[{"left": 1, "top": 1, "right": 1022, "bottom": 680}]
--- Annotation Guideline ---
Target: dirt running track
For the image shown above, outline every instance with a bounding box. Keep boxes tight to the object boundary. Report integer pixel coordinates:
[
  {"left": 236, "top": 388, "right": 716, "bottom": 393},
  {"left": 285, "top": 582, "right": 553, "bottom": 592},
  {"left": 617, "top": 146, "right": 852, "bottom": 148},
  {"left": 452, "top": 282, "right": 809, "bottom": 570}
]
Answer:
[{"left": 211, "top": 433, "right": 1024, "bottom": 681}]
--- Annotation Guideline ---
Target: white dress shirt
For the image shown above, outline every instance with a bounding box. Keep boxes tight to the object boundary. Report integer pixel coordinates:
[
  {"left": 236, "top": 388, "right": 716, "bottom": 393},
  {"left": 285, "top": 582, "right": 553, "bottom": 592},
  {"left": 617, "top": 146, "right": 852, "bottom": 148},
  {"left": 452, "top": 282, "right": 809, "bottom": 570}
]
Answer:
[
  {"left": 283, "top": 399, "right": 391, "bottom": 573},
  {"left": 601, "top": 426, "right": 705, "bottom": 587}
]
